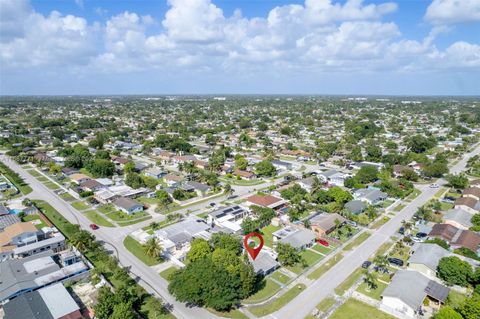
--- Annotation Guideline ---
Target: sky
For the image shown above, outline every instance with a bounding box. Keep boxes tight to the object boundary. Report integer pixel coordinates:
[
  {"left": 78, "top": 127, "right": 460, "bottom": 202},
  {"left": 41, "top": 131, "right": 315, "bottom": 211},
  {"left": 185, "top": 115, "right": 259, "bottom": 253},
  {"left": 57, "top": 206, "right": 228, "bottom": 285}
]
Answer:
[{"left": 0, "top": 0, "right": 479, "bottom": 95}]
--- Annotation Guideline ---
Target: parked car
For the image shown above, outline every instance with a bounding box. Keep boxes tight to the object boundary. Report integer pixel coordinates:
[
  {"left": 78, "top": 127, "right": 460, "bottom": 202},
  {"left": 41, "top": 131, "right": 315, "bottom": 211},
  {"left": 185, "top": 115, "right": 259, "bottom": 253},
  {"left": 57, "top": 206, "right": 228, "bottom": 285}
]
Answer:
[
  {"left": 416, "top": 232, "right": 428, "bottom": 238},
  {"left": 346, "top": 220, "right": 357, "bottom": 227},
  {"left": 317, "top": 239, "right": 329, "bottom": 247},
  {"left": 227, "top": 195, "right": 238, "bottom": 200},
  {"left": 374, "top": 266, "right": 389, "bottom": 273},
  {"left": 430, "top": 183, "right": 439, "bottom": 188},
  {"left": 388, "top": 257, "right": 404, "bottom": 267},
  {"left": 209, "top": 202, "right": 216, "bottom": 207},
  {"left": 89, "top": 224, "right": 99, "bottom": 230},
  {"left": 398, "top": 227, "right": 405, "bottom": 235},
  {"left": 362, "top": 261, "right": 372, "bottom": 269}
]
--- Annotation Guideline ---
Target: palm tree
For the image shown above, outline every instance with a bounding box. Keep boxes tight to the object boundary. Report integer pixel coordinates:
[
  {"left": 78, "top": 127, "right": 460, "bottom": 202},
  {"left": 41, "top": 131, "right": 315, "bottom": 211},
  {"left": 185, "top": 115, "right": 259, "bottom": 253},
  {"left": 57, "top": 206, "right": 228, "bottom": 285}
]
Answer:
[
  {"left": 310, "top": 176, "right": 322, "bottom": 194},
  {"left": 364, "top": 271, "right": 378, "bottom": 290},
  {"left": 143, "top": 238, "right": 162, "bottom": 259},
  {"left": 150, "top": 221, "right": 160, "bottom": 231},
  {"left": 374, "top": 255, "right": 389, "bottom": 268},
  {"left": 223, "top": 183, "right": 233, "bottom": 196}
]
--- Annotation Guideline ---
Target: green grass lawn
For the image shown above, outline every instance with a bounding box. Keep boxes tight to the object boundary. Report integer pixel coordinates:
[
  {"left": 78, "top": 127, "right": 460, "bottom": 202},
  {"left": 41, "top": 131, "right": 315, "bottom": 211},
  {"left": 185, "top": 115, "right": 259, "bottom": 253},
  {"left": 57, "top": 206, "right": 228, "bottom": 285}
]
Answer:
[
  {"left": 308, "top": 254, "right": 344, "bottom": 280},
  {"left": 43, "top": 181, "right": 60, "bottom": 190},
  {"left": 71, "top": 201, "right": 90, "bottom": 210},
  {"left": 244, "top": 278, "right": 281, "bottom": 304},
  {"left": 381, "top": 199, "right": 395, "bottom": 208},
  {"left": 374, "top": 242, "right": 393, "bottom": 258},
  {"left": 439, "top": 202, "right": 454, "bottom": 211},
  {"left": 269, "top": 270, "right": 291, "bottom": 285},
  {"left": 330, "top": 299, "right": 394, "bottom": 319},
  {"left": 197, "top": 211, "right": 209, "bottom": 219},
  {"left": 305, "top": 297, "right": 337, "bottom": 318},
  {"left": 84, "top": 210, "right": 114, "bottom": 227},
  {"left": 446, "top": 290, "right": 468, "bottom": 309},
  {"left": 371, "top": 216, "right": 390, "bottom": 229},
  {"left": 286, "top": 250, "right": 323, "bottom": 274},
  {"left": 334, "top": 268, "right": 364, "bottom": 296},
  {"left": 36, "top": 176, "right": 49, "bottom": 182},
  {"left": 311, "top": 244, "right": 332, "bottom": 255},
  {"left": 117, "top": 216, "right": 152, "bottom": 226},
  {"left": 0, "top": 161, "right": 32, "bottom": 195},
  {"left": 207, "top": 308, "right": 249, "bottom": 319},
  {"left": 32, "top": 200, "right": 76, "bottom": 237},
  {"left": 59, "top": 192, "right": 76, "bottom": 201},
  {"left": 99, "top": 204, "right": 116, "bottom": 214},
  {"left": 26, "top": 169, "right": 42, "bottom": 177},
  {"left": 219, "top": 177, "right": 265, "bottom": 186},
  {"left": 22, "top": 214, "right": 47, "bottom": 230},
  {"left": 356, "top": 281, "right": 388, "bottom": 300},
  {"left": 393, "top": 204, "right": 405, "bottom": 212},
  {"left": 123, "top": 236, "right": 163, "bottom": 266},
  {"left": 260, "top": 224, "right": 281, "bottom": 247},
  {"left": 159, "top": 266, "right": 178, "bottom": 281},
  {"left": 343, "top": 232, "right": 370, "bottom": 251},
  {"left": 106, "top": 210, "right": 149, "bottom": 221},
  {"left": 405, "top": 189, "right": 421, "bottom": 201},
  {"left": 248, "top": 284, "right": 306, "bottom": 316}
]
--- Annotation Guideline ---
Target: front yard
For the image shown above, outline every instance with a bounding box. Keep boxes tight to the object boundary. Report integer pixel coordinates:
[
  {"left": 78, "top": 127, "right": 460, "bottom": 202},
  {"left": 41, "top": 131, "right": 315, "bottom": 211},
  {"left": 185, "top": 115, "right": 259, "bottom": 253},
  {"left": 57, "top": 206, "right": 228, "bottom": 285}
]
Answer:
[
  {"left": 330, "top": 299, "right": 394, "bottom": 319},
  {"left": 123, "top": 235, "right": 163, "bottom": 266}
]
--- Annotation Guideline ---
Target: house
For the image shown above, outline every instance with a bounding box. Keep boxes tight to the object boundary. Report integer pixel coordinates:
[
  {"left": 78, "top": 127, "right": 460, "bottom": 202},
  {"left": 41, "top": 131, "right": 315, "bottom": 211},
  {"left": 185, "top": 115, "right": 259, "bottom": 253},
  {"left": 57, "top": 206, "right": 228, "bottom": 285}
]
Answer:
[
  {"left": 245, "top": 194, "right": 286, "bottom": 210},
  {"left": 144, "top": 167, "right": 166, "bottom": 179},
  {"left": 207, "top": 205, "right": 248, "bottom": 233},
  {"left": 112, "top": 156, "right": 129, "bottom": 169},
  {"left": 354, "top": 188, "right": 388, "bottom": 205},
  {"left": 185, "top": 181, "right": 211, "bottom": 196},
  {"left": 113, "top": 197, "right": 144, "bottom": 215},
  {"left": 297, "top": 177, "right": 316, "bottom": 192},
  {"left": 154, "top": 218, "right": 210, "bottom": 260},
  {"left": 318, "top": 169, "right": 346, "bottom": 187},
  {"left": 344, "top": 200, "right": 367, "bottom": 215},
  {"left": 463, "top": 187, "right": 480, "bottom": 201},
  {"left": 0, "top": 203, "right": 9, "bottom": 216},
  {"left": 234, "top": 169, "right": 256, "bottom": 180},
  {"left": 164, "top": 174, "right": 184, "bottom": 187},
  {"left": 0, "top": 222, "right": 38, "bottom": 249},
  {"left": 3, "top": 283, "right": 82, "bottom": 319},
  {"left": 454, "top": 197, "right": 479, "bottom": 214},
  {"left": 69, "top": 173, "right": 90, "bottom": 185},
  {"left": 79, "top": 179, "right": 105, "bottom": 192},
  {"left": 381, "top": 270, "right": 449, "bottom": 319},
  {"left": 428, "top": 224, "right": 480, "bottom": 253},
  {"left": 393, "top": 165, "right": 411, "bottom": 178},
  {"left": 272, "top": 226, "right": 316, "bottom": 250},
  {"left": 271, "top": 159, "right": 292, "bottom": 171},
  {"left": 61, "top": 167, "right": 79, "bottom": 176},
  {"left": 248, "top": 251, "right": 279, "bottom": 276},
  {"left": 408, "top": 243, "right": 479, "bottom": 280},
  {"left": 0, "top": 250, "right": 89, "bottom": 302},
  {"left": 308, "top": 213, "right": 346, "bottom": 238},
  {"left": 0, "top": 214, "right": 21, "bottom": 232},
  {"left": 13, "top": 233, "right": 66, "bottom": 259},
  {"left": 443, "top": 208, "right": 474, "bottom": 230}
]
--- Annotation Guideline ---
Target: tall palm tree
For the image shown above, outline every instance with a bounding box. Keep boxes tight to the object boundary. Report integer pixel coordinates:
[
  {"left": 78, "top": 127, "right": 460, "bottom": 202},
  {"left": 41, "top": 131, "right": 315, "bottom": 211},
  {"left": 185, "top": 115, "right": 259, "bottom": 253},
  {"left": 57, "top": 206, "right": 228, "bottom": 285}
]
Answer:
[
  {"left": 223, "top": 183, "right": 233, "bottom": 196},
  {"left": 143, "top": 238, "right": 162, "bottom": 259},
  {"left": 373, "top": 255, "right": 389, "bottom": 268},
  {"left": 364, "top": 271, "right": 378, "bottom": 290},
  {"left": 310, "top": 176, "right": 322, "bottom": 194}
]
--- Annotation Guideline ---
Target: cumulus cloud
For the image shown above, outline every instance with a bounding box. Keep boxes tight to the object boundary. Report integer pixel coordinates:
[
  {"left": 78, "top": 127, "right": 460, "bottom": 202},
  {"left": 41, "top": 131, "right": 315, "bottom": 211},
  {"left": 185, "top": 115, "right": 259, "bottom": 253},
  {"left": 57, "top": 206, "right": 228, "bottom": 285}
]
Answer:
[
  {"left": 425, "top": 0, "right": 480, "bottom": 24},
  {"left": 1, "top": 0, "right": 479, "bottom": 76}
]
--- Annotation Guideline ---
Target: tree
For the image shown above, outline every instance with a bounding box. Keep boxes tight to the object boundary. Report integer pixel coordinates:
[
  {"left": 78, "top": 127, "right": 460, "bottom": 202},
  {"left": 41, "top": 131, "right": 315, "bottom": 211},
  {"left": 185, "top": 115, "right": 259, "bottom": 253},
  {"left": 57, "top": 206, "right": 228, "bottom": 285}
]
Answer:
[
  {"left": 125, "top": 172, "right": 145, "bottom": 189},
  {"left": 87, "top": 159, "right": 115, "bottom": 177},
  {"left": 110, "top": 302, "right": 136, "bottom": 319},
  {"left": 255, "top": 160, "right": 276, "bottom": 177},
  {"left": 424, "top": 238, "right": 450, "bottom": 250},
  {"left": 459, "top": 295, "right": 480, "bottom": 319},
  {"left": 422, "top": 161, "right": 449, "bottom": 178},
  {"left": 407, "top": 134, "right": 436, "bottom": 153},
  {"left": 124, "top": 162, "right": 135, "bottom": 173},
  {"left": 241, "top": 217, "right": 259, "bottom": 234},
  {"left": 437, "top": 256, "right": 473, "bottom": 287},
  {"left": 94, "top": 287, "right": 116, "bottom": 319},
  {"left": 223, "top": 183, "right": 233, "bottom": 196},
  {"left": 433, "top": 307, "right": 462, "bottom": 319},
  {"left": 276, "top": 243, "right": 304, "bottom": 267},
  {"left": 235, "top": 156, "right": 248, "bottom": 170},
  {"left": 187, "top": 238, "right": 212, "bottom": 262},
  {"left": 446, "top": 174, "right": 469, "bottom": 189},
  {"left": 373, "top": 255, "right": 388, "bottom": 268},
  {"left": 355, "top": 165, "right": 378, "bottom": 183},
  {"left": 210, "top": 233, "right": 242, "bottom": 255},
  {"left": 143, "top": 237, "right": 162, "bottom": 259},
  {"left": 327, "top": 186, "right": 353, "bottom": 205},
  {"left": 155, "top": 189, "right": 172, "bottom": 210},
  {"left": 363, "top": 271, "right": 378, "bottom": 290}
]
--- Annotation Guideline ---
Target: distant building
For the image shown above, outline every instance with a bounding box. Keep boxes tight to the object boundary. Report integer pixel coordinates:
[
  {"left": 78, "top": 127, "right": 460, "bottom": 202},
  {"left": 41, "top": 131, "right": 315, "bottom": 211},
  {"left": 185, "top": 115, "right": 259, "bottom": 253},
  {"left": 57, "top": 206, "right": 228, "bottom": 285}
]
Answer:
[
  {"left": 272, "top": 226, "right": 316, "bottom": 250},
  {"left": 308, "top": 213, "right": 346, "bottom": 238},
  {"left": 113, "top": 197, "right": 144, "bottom": 215}
]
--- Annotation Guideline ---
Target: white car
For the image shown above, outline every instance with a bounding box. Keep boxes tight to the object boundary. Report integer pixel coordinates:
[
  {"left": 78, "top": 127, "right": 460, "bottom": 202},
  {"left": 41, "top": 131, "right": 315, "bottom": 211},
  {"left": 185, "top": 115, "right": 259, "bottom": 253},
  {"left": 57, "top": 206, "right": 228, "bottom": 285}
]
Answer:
[{"left": 430, "top": 183, "right": 439, "bottom": 188}]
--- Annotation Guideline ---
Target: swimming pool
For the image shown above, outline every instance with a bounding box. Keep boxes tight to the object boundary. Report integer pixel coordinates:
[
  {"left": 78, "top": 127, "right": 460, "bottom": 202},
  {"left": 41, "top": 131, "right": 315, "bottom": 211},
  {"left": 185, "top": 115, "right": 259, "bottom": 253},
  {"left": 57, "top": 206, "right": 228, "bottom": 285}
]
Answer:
[{"left": 8, "top": 209, "right": 22, "bottom": 215}]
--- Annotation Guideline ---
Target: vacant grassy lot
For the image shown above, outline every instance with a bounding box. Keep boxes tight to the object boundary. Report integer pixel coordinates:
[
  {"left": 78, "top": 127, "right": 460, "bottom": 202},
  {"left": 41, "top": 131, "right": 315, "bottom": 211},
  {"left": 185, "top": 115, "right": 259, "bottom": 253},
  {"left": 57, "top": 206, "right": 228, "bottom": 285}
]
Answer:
[
  {"left": 123, "top": 235, "right": 163, "bottom": 266},
  {"left": 356, "top": 281, "right": 388, "bottom": 300},
  {"left": 287, "top": 250, "right": 323, "bottom": 274},
  {"left": 117, "top": 216, "right": 152, "bottom": 226},
  {"left": 260, "top": 224, "right": 281, "bottom": 247},
  {"left": 244, "top": 278, "right": 281, "bottom": 304},
  {"left": 330, "top": 299, "right": 394, "bottom": 319},
  {"left": 343, "top": 232, "right": 370, "bottom": 251},
  {"left": 248, "top": 284, "right": 306, "bottom": 317},
  {"left": 71, "top": 201, "right": 90, "bottom": 210},
  {"left": 84, "top": 210, "right": 114, "bottom": 227},
  {"left": 334, "top": 267, "right": 364, "bottom": 296},
  {"left": 308, "top": 254, "right": 344, "bottom": 280}
]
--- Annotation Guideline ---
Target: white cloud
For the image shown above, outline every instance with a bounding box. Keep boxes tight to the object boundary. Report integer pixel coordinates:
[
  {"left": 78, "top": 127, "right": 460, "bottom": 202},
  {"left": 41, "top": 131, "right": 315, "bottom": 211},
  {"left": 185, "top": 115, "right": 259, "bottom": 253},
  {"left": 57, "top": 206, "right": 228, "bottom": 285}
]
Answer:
[{"left": 425, "top": 0, "right": 480, "bottom": 24}]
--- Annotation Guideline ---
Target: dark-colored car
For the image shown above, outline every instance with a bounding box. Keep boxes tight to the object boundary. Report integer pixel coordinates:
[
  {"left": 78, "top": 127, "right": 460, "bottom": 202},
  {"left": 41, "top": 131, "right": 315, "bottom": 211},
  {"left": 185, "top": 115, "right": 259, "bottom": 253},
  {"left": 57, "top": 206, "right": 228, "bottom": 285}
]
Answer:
[
  {"left": 388, "top": 257, "right": 404, "bottom": 267},
  {"left": 416, "top": 232, "right": 428, "bottom": 238},
  {"left": 89, "top": 224, "right": 99, "bottom": 230},
  {"left": 398, "top": 227, "right": 405, "bottom": 235},
  {"left": 362, "top": 261, "right": 372, "bottom": 269},
  {"left": 374, "top": 266, "right": 389, "bottom": 273}
]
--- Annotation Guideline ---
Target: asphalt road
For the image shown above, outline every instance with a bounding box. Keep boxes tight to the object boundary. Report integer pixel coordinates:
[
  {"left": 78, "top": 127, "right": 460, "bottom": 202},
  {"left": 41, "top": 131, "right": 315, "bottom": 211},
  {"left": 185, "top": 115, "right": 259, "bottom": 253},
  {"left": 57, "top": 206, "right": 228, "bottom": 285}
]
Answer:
[{"left": 271, "top": 143, "right": 480, "bottom": 319}]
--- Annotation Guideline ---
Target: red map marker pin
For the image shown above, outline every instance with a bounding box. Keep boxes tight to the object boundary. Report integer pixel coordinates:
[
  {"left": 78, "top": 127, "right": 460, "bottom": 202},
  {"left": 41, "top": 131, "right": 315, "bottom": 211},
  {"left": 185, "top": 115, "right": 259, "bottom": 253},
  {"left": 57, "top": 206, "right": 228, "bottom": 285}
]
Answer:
[{"left": 243, "top": 232, "right": 264, "bottom": 260}]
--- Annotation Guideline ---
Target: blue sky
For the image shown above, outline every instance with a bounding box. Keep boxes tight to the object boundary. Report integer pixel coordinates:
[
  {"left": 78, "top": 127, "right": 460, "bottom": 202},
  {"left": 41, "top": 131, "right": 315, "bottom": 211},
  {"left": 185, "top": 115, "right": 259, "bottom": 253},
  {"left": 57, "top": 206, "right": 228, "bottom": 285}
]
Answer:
[{"left": 1, "top": 0, "right": 479, "bottom": 95}]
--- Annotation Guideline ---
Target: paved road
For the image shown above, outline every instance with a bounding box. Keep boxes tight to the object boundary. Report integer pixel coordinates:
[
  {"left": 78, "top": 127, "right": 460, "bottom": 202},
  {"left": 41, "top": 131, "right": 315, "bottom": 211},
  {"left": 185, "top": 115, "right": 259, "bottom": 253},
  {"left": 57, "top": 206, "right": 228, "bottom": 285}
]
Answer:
[
  {"left": 271, "top": 143, "right": 480, "bottom": 319},
  {"left": 0, "top": 154, "right": 219, "bottom": 319}
]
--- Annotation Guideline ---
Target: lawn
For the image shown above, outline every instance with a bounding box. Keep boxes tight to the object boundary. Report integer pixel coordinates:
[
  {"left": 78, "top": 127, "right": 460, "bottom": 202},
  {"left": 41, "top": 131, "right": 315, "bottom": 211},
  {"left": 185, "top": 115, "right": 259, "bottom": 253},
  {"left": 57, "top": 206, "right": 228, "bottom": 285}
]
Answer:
[
  {"left": 381, "top": 199, "right": 395, "bottom": 208},
  {"left": 307, "top": 254, "right": 344, "bottom": 280},
  {"left": 123, "top": 235, "right": 163, "bottom": 266},
  {"left": 159, "top": 266, "right": 178, "bottom": 281},
  {"left": 219, "top": 177, "right": 265, "bottom": 186},
  {"left": 330, "top": 299, "right": 394, "bottom": 319},
  {"left": 99, "top": 204, "right": 116, "bottom": 214},
  {"left": 248, "top": 284, "right": 306, "bottom": 317},
  {"left": 22, "top": 214, "right": 47, "bottom": 230},
  {"left": 270, "top": 270, "right": 291, "bottom": 285},
  {"left": 316, "top": 297, "right": 336, "bottom": 313},
  {"left": 244, "top": 278, "right": 281, "bottom": 304},
  {"left": 356, "top": 281, "right": 388, "bottom": 300},
  {"left": 207, "top": 308, "right": 249, "bottom": 319},
  {"left": 26, "top": 169, "right": 42, "bottom": 177},
  {"left": 60, "top": 192, "right": 76, "bottom": 201},
  {"left": 392, "top": 204, "right": 405, "bottom": 212},
  {"left": 36, "top": 176, "right": 49, "bottom": 182},
  {"left": 71, "top": 201, "right": 90, "bottom": 210},
  {"left": 371, "top": 216, "right": 390, "bottom": 229},
  {"left": 405, "top": 189, "right": 421, "bottom": 201},
  {"left": 106, "top": 210, "right": 149, "bottom": 221},
  {"left": 334, "top": 268, "right": 364, "bottom": 296},
  {"left": 84, "top": 210, "right": 114, "bottom": 227},
  {"left": 343, "top": 232, "right": 370, "bottom": 251},
  {"left": 260, "top": 224, "right": 281, "bottom": 248},
  {"left": 0, "top": 161, "right": 32, "bottom": 195},
  {"left": 287, "top": 250, "right": 323, "bottom": 274},
  {"left": 446, "top": 290, "right": 468, "bottom": 309},
  {"left": 311, "top": 244, "right": 332, "bottom": 255},
  {"left": 32, "top": 200, "right": 76, "bottom": 237},
  {"left": 117, "top": 216, "right": 152, "bottom": 226},
  {"left": 43, "top": 181, "right": 60, "bottom": 190}
]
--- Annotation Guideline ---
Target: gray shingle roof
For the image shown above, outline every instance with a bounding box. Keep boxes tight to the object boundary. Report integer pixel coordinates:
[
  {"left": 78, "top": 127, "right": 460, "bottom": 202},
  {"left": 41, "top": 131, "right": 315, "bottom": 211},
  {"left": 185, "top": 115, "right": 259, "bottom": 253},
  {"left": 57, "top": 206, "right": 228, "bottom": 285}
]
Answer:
[
  {"left": 443, "top": 208, "right": 474, "bottom": 228},
  {"left": 408, "top": 243, "right": 450, "bottom": 271},
  {"left": 344, "top": 200, "right": 367, "bottom": 215},
  {"left": 0, "top": 214, "right": 21, "bottom": 231},
  {"left": 249, "top": 252, "right": 279, "bottom": 274},
  {"left": 3, "top": 291, "right": 53, "bottom": 319},
  {"left": 279, "top": 229, "right": 316, "bottom": 249},
  {"left": 382, "top": 270, "right": 430, "bottom": 310}
]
